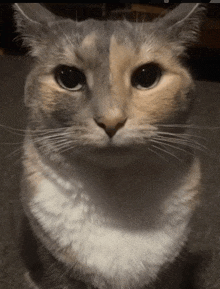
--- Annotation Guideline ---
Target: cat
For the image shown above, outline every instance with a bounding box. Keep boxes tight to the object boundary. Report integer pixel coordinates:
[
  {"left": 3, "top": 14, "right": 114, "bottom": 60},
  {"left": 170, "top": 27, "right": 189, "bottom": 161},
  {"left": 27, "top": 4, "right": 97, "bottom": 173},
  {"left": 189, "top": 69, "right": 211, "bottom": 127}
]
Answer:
[{"left": 14, "top": 3, "right": 206, "bottom": 289}]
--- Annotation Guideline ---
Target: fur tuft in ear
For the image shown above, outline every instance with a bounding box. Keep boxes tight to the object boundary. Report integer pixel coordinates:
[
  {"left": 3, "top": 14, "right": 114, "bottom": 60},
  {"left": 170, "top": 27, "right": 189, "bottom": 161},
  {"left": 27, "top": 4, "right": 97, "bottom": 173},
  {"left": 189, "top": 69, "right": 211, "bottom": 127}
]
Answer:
[
  {"left": 157, "top": 4, "right": 206, "bottom": 53},
  {"left": 13, "top": 3, "right": 60, "bottom": 57}
]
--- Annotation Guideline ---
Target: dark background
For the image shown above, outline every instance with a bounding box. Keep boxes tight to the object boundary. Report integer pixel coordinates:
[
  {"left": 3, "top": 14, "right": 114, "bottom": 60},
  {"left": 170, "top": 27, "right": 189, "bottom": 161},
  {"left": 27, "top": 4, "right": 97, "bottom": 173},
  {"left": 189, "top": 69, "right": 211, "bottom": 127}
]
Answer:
[{"left": 0, "top": 3, "right": 220, "bottom": 82}]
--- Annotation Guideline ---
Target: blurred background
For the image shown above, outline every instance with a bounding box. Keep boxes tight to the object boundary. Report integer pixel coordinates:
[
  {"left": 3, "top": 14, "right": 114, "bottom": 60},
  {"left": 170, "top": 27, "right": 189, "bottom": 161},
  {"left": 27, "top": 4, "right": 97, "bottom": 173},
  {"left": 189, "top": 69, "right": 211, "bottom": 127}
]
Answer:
[{"left": 0, "top": 3, "right": 220, "bottom": 82}]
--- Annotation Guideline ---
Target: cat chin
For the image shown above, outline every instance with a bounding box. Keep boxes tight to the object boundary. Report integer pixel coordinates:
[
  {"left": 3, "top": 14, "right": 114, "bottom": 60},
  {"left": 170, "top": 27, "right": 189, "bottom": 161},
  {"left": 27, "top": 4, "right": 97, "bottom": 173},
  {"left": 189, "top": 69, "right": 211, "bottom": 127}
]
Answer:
[
  {"left": 59, "top": 145, "right": 171, "bottom": 170},
  {"left": 82, "top": 152, "right": 140, "bottom": 168},
  {"left": 68, "top": 144, "right": 173, "bottom": 169}
]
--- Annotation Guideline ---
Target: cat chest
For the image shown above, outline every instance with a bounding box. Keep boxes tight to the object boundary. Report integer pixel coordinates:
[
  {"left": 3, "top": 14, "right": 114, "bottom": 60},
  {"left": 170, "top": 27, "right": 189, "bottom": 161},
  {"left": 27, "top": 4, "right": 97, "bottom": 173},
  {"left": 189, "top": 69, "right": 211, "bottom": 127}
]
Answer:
[{"left": 24, "top": 164, "right": 200, "bottom": 288}]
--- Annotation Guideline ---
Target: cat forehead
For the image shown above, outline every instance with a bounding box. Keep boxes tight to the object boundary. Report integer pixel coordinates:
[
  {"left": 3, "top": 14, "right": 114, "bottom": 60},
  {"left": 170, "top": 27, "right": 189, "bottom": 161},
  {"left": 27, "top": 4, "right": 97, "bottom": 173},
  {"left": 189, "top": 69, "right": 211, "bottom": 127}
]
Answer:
[
  {"left": 76, "top": 19, "right": 139, "bottom": 43},
  {"left": 52, "top": 19, "right": 158, "bottom": 66},
  {"left": 79, "top": 21, "right": 137, "bottom": 58}
]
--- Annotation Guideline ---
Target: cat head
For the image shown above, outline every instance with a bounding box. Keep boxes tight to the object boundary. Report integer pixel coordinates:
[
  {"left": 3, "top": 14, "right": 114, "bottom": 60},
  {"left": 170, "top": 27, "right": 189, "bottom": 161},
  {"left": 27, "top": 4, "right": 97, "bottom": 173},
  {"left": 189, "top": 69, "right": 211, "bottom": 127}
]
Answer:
[{"left": 14, "top": 4, "right": 205, "bottom": 166}]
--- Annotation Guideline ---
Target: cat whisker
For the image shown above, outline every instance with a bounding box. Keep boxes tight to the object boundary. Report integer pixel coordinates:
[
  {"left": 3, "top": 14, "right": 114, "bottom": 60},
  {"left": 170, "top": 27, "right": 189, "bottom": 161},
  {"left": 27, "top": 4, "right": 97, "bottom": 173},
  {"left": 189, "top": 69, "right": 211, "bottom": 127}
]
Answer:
[
  {"left": 154, "top": 135, "right": 197, "bottom": 147},
  {"left": 154, "top": 134, "right": 209, "bottom": 152},
  {"left": 10, "top": 154, "right": 24, "bottom": 167},
  {"left": 150, "top": 125, "right": 212, "bottom": 159},
  {"left": 33, "top": 129, "right": 83, "bottom": 141},
  {"left": 55, "top": 137, "right": 99, "bottom": 153},
  {"left": 34, "top": 133, "right": 69, "bottom": 142},
  {"left": 0, "top": 124, "right": 26, "bottom": 136},
  {"left": 0, "top": 124, "right": 66, "bottom": 138},
  {"left": 33, "top": 127, "right": 88, "bottom": 139},
  {"left": 34, "top": 139, "right": 72, "bottom": 152},
  {"left": 56, "top": 143, "right": 76, "bottom": 154},
  {"left": 0, "top": 124, "right": 89, "bottom": 141},
  {"left": 157, "top": 124, "right": 220, "bottom": 130},
  {"left": 33, "top": 134, "right": 85, "bottom": 147},
  {"left": 150, "top": 142, "right": 183, "bottom": 162},
  {"left": 157, "top": 139, "right": 209, "bottom": 156},
  {"left": 156, "top": 131, "right": 207, "bottom": 141},
  {"left": 54, "top": 140, "right": 73, "bottom": 148},
  {"left": 5, "top": 146, "right": 24, "bottom": 160},
  {"left": 151, "top": 138, "right": 195, "bottom": 156},
  {"left": 30, "top": 128, "right": 67, "bottom": 136},
  {"left": 148, "top": 145, "right": 169, "bottom": 162}
]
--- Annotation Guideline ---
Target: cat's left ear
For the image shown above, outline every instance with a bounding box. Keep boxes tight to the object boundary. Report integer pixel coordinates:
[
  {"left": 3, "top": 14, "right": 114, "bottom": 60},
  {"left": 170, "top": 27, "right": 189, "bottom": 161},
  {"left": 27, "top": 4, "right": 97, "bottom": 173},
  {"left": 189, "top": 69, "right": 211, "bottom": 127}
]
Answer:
[{"left": 157, "top": 4, "right": 206, "bottom": 51}]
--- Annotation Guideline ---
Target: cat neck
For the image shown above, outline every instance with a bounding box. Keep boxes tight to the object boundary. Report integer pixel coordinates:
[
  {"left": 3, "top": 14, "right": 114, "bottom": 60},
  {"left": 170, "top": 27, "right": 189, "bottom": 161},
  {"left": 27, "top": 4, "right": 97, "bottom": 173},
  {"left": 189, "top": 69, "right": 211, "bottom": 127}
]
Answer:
[
  {"left": 35, "top": 145, "right": 194, "bottom": 228},
  {"left": 24, "top": 134, "right": 199, "bottom": 231}
]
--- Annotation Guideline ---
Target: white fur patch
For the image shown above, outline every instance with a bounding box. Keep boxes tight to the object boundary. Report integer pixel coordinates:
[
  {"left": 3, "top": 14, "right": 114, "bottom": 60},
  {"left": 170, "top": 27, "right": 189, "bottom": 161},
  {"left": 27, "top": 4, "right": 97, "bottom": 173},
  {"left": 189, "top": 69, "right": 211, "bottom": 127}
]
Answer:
[{"left": 29, "top": 158, "right": 200, "bottom": 289}]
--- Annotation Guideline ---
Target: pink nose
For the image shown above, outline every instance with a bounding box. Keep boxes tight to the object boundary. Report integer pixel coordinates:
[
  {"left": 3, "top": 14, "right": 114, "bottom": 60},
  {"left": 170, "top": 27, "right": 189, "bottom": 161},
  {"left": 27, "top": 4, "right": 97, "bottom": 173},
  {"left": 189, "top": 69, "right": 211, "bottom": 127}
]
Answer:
[{"left": 94, "top": 117, "right": 127, "bottom": 138}]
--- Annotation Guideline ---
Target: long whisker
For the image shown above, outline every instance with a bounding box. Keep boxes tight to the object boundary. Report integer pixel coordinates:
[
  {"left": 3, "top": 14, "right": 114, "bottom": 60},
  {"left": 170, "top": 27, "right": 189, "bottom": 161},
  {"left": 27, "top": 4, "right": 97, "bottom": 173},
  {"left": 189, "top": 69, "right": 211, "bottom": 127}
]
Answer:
[
  {"left": 0, "top": 123, "right": 88, "bottom": 139},
  {"left": 31, "top": 127, "right": 87, "bottom": 139},
  {"left": 152, "top": 138, "right": 195, "bottom": 156},
  {"left": 33, "top": 133, "right": 69, "bottom": 142},
  {"left": 154, "top": 135, "right": 208, "bottom": 152},
  {"left": 160, "top": 140, "right": 208, "bottom": 155},
  {"left": 5, "top": 146, "right": 23, "bottom": 159},
  {"left": 0, "top": 125, "right": 26, "bottom": 136},
  {"left": 34, "top": 139, "right": 69, "bottom": 150},
  {"left": 0, "top": 124, "right": 70, "bottom": 138},
  {"left": 157, "top": 124, "right": 220, "bottom": 130},
  {"left": 0, "top": 124, "right": 27, "bottom": 133},
  {"left": 54, "top": 140, "right": 73, "bottom": 148},
  {"left": 150, "top": 142, "right": 183, "bottom": 162},
  {"left": 148, "top": 145, "right": 169, "bottom": 162},
  {"left": 56, "top": 142, "right": 75, "bottom": 154},
  {"left": 157, "top": 131, "right": 206, "bottom": 141},
  {"left": 154, "top": 135, "right": 200, "bottom": 147},
  {"left": 29, "top": 128, "right": 67, "bottom": 135}
]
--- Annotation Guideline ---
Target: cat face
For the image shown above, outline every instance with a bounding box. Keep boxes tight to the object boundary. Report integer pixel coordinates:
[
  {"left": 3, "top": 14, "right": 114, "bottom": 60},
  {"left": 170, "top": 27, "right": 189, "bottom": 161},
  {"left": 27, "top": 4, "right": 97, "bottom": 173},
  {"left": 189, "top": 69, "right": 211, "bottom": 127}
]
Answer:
[{"left": 14, "top": 4, "right": 205, "bottom": 165}]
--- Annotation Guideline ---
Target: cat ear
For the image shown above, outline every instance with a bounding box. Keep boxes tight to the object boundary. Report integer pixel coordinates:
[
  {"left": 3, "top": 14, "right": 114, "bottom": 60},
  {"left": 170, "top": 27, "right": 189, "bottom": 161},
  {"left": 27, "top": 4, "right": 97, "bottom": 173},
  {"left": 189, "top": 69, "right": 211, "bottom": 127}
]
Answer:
[
  {"left": 13, "top": 3, "right": 59, "bottom": 56},
  {"left": 157, "top": 4, "right": 206, "bottom": 52},
  {"left": 14, "top": 3, "right": 57, "bottom": 25}
]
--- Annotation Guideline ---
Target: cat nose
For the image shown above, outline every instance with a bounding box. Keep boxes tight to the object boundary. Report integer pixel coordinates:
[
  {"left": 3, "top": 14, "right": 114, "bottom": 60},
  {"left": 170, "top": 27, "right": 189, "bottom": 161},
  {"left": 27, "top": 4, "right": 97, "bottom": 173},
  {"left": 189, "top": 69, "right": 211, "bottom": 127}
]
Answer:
[{"left": 94, "top": 116, "right": 127, "bottom": 138}]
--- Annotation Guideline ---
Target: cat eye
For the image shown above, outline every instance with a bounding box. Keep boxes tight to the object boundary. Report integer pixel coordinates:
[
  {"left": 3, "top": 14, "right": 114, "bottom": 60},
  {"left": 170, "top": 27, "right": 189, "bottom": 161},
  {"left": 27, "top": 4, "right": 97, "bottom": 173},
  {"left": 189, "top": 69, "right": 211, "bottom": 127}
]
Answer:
[
  {"left": 55, "top": 65, "right": 86, "bottom": 91},
  {"left": 131, "top": 63, "right": 162, "bottom": 90}
]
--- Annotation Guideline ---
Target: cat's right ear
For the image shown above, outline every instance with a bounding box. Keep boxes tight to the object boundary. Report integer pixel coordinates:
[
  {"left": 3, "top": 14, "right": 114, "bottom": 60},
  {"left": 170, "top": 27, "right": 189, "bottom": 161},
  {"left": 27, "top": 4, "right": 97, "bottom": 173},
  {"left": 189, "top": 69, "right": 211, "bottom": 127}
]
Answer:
[
  {"left": 13, "top": 3, "right": 59, "bottom": 56},
  {"left": 14, "top": 3, "right": 57, "bottom": 25}
]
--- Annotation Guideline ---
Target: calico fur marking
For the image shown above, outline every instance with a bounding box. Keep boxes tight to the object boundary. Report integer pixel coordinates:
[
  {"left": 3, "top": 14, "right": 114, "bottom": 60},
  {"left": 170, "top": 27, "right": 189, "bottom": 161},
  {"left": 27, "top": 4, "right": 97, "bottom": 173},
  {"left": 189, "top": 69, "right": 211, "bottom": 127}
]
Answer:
[{"left": 109, "top": 33, "right": 193, "bottom": 125}]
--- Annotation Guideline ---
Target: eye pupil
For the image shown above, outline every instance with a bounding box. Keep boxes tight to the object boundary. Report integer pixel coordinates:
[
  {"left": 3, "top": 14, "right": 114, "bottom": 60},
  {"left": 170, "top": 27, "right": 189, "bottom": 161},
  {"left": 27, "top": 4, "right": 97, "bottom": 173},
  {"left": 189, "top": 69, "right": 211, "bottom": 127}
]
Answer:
[
  {"left": 131, "top": 63, "right": 161, "bottom": 89},
  {"left": 55, "top": 65, "right": 86, "bottom": 91}
]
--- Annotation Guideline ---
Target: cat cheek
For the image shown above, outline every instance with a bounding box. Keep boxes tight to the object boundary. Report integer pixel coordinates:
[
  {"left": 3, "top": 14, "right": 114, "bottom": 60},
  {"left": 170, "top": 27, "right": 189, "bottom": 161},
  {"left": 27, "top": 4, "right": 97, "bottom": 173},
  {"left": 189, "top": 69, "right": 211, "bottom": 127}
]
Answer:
[{"left": 51, "top": 109, "right": 73, "bottom": 126}]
